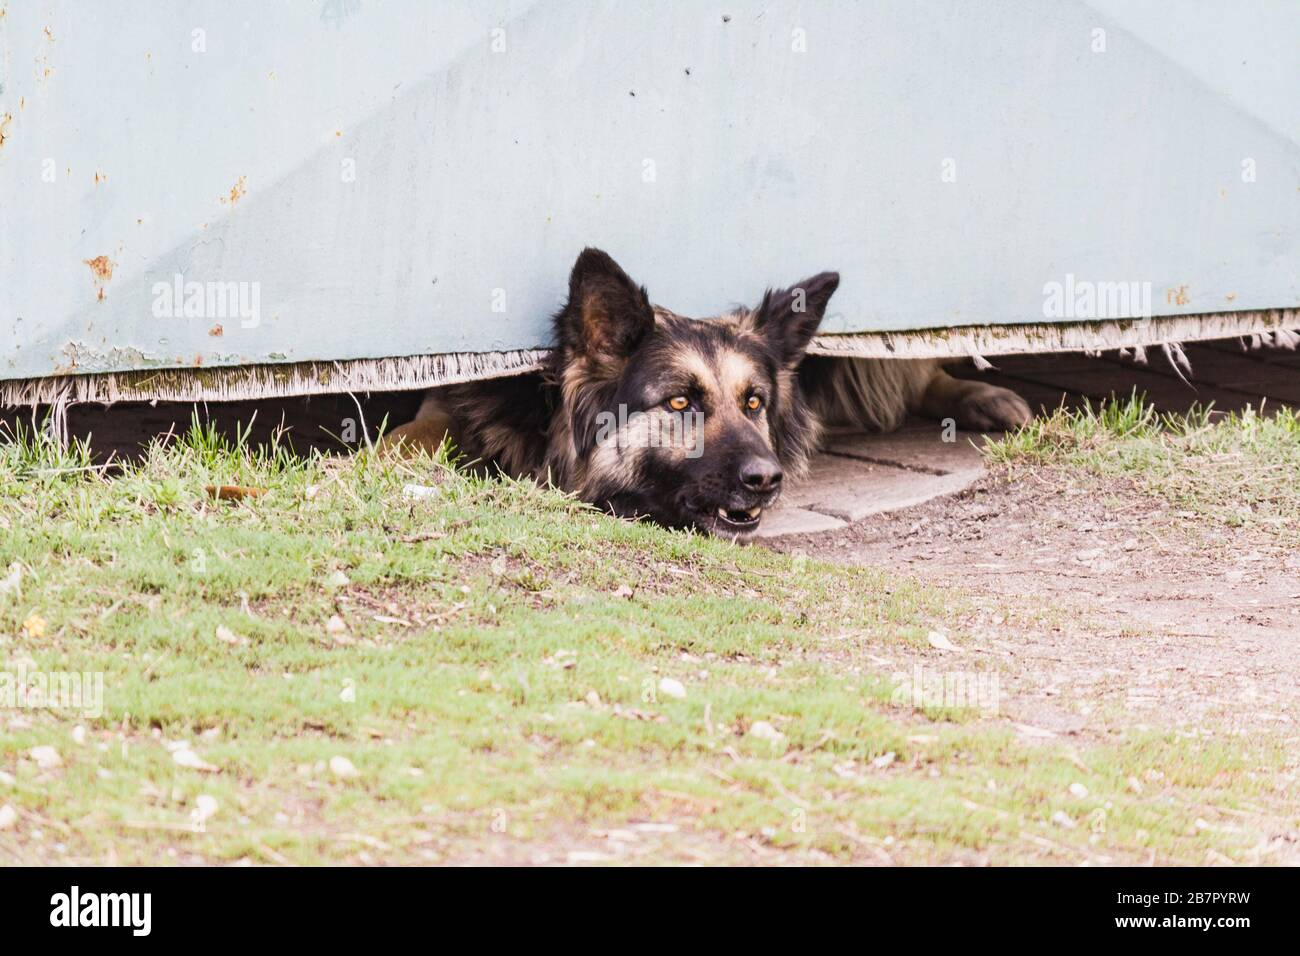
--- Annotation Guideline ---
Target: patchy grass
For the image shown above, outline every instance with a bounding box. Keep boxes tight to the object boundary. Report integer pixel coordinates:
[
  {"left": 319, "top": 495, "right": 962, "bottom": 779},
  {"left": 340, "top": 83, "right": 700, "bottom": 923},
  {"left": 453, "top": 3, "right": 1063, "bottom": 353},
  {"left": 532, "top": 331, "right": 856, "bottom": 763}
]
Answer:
[
  {"left": 0, "top": 419, "right": 1292, "bottom": 864},
  {"left": 984, "top": 392, "right": 1300, "bottom": 540}
]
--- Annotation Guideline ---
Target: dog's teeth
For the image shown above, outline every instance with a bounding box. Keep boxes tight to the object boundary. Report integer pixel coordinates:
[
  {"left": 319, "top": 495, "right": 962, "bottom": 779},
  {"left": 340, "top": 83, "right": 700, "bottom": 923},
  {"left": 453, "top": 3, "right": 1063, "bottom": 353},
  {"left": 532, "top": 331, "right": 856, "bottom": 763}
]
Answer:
[
  {"left": 717, "top": 507, "right": 729, "bottom": 519},
  {"left": 746, "top": 506, "right": 762, "bottom": 519}
]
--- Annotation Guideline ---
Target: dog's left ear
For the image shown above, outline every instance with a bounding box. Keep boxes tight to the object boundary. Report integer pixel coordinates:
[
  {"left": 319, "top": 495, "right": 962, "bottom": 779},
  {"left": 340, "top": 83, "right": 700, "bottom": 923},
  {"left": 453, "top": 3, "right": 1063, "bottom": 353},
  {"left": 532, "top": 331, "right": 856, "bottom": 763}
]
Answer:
[{"left": 744, "top": 271, "right": 839, "bottom": 367}]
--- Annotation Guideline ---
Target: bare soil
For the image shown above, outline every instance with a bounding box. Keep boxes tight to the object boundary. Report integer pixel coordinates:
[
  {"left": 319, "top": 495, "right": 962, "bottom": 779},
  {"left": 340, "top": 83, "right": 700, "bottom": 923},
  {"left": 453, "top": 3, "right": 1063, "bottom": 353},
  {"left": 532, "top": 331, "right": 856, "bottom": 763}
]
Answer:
[{"left": 767, "top": 467, "right": 1300, "bottom": 739}]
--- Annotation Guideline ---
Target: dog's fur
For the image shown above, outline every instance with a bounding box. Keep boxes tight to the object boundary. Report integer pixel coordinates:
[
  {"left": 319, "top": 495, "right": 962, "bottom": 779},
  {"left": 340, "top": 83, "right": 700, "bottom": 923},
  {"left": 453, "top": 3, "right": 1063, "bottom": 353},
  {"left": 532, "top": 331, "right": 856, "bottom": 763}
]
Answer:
[{"left": 382, "top": 248, "right": 1031, "bottom": 537}]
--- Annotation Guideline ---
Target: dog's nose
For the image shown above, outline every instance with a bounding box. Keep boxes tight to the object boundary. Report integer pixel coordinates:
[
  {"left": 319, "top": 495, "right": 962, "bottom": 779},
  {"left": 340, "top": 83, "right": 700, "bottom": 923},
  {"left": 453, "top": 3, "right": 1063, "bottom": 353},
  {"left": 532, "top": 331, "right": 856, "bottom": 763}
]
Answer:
[{"left": 739, "top": 457, "right": 782, "bottom": 493}]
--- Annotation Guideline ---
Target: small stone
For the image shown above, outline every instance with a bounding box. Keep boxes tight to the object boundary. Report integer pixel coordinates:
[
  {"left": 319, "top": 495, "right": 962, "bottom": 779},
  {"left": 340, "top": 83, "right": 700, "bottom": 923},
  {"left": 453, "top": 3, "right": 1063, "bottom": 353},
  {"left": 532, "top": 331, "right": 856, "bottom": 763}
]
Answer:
[
  {"left": 658, "top": 677, "right": 686, "bottom": 699},
  {"left": 325, "top": 570, "right": 351, "bottom": 588},
  {"left": 191, "top": 795, "right": 219, "bottom": 826},
  {"left": 1126, "top": 775, "right": 1144, "bottom": 793},
  {"left": 926, "top": 631, "right": 960, "bottom": 652},
  {"left": 748, "top": 721, "right": 785, "bottom": 743},
  {"left": 872, "top": 751, "right": 897, "bottom": 769},
  {"left": 329, "top": 756, "right": 359, "bottom": 778},
  {"left": 28, "top": 745, "right": 61, "bottom": 769},
  {"left": 325, "top": 615, "right": 348, "bottom": 634},
  {"left": 71, "top": 725, "right": 87, "bottom": 745},
  {"left": 566, "top": 851, "right": 614, "bottom": 863},
  {"left": 1068, "top": 782, "right": 1089, "bottom": 798},
  {"left": 1051, "top": 810, "right": 1077, "bottom": 829},
  {"left": 585, "top": 691, "right": 602, "bottom": 707},
  {"left": 172, "top": 747, "right": 218, "bottom": 772},
  {"left": 1122, "top": 538, "right": 1139, "bottom": 551},
  {"left": 613, "top": 585, "right": 634, "bottom": 599},
  {"left": 215, "top": 624, "right": 247, "bottom": 646},
  {"left": 401, "top": 483, "right": 440, "bottom": 501},
  {"left": 1013, "top": 723, "right": 1057, "bottom": 739},
  {"left": 0, "top": 804, "right": 16, "bottom": 830},
  {"left": 0, "top": 770, "right": 15, "bottom": 787},
  {"left": 0, "top": 562, "right": 22, "bottom": 596}
]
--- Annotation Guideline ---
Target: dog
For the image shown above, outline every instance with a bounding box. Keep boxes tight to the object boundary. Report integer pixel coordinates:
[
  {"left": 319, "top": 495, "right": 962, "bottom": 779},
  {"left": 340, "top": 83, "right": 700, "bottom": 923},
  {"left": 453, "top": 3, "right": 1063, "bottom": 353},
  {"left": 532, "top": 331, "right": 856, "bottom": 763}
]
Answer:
[{"left": 381, "top": 248, "right": 1031, "bottom": 538}]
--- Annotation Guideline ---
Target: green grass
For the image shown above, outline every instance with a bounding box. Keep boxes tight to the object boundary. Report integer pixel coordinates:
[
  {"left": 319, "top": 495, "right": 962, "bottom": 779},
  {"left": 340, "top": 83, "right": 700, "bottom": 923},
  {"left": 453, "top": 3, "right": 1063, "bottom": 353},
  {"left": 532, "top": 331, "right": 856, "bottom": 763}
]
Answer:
[
  {"left": 0, "top": 417, "right": 1291, "bottom": 864},
  {"left": 984, "top": 391, "right": 1300, "bottom": 538}
]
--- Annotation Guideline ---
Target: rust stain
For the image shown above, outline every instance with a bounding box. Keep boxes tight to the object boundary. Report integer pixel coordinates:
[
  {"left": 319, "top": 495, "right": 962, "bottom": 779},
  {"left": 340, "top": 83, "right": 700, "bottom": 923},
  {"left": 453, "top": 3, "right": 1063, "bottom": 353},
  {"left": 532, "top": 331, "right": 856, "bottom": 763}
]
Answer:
[
  {"left": 221, "top": 175, "right": 248, "bottom": 205},
  {"left": 0, "top": 113, "right": 11, "bottom": 148},
  {"left": 1225, "top": 292, "right": 1237, "bottom": 302},
  {"left": 43, "top": 25, "right": 55, "bottom": 41},
  {"left": 209, "top": 324, "right": 224, "bottom": 337},
  {"left": 84, "top": 255, "right": 115, "bottom": 282},
  {"left": 93, "top": 170, "right": 107, "bottom": 184},
  {"left": 1165, "top": 285, "right": 1190, "bottom": 307},
  {"left": 84, "top": 255, "right": 116, "bottom": 302}
]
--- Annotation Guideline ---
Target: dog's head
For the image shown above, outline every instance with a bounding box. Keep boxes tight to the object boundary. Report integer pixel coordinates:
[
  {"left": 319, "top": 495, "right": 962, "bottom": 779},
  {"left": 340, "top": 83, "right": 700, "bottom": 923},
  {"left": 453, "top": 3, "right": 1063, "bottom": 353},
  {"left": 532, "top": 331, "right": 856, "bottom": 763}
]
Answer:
[{"left": 554, "top": 248, "right": 838, "bottom": 539}]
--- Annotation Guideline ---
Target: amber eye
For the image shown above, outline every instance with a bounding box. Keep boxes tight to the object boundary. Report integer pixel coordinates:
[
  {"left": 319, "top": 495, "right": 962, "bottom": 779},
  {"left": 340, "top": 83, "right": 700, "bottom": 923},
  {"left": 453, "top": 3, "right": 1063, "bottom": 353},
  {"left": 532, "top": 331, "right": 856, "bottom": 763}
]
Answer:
[
  {"left": 667, "top": 396, "right": 690, "bottom": 412},
  {"left": 746, "top": 394, "right": 764, "bottom": 411}
]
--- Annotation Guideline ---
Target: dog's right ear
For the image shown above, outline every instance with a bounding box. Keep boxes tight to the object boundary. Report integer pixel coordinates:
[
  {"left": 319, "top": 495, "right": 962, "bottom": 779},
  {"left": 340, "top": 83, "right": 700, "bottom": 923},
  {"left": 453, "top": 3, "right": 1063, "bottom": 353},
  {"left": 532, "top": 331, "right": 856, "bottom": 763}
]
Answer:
[
  {"left": 743, "top": 271, "right": 839, "bottom": 369},
  {"left": 556, "top": 248, "right": 654, "bottom": 368}
]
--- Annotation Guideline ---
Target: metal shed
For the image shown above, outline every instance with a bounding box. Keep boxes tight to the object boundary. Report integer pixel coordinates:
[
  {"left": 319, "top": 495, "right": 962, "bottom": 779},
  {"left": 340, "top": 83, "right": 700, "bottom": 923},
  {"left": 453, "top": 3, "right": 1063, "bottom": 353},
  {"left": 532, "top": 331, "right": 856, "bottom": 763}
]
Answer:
[{"left": 2, "top": 0, "right": 1297, "bottom": 408}]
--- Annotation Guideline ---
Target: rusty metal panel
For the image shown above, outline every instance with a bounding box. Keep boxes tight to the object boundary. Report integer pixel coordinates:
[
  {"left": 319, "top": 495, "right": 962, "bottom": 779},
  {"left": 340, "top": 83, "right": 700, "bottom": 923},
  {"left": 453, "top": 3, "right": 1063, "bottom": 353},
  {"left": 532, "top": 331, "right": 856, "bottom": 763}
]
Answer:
[{"left": 1, "top": 0, "right": 1297, "bottom": 384}]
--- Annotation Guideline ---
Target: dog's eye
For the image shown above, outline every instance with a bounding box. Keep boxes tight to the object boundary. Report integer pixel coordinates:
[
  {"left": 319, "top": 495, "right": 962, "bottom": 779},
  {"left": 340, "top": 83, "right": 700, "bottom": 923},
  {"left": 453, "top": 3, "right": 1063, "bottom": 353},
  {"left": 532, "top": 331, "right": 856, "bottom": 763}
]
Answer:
[
  {"left": 667, "top": 396, "right": 690, "bottom": 412},
  {"left": 746, "top": 395, "right": 764, "bottom": 411}
]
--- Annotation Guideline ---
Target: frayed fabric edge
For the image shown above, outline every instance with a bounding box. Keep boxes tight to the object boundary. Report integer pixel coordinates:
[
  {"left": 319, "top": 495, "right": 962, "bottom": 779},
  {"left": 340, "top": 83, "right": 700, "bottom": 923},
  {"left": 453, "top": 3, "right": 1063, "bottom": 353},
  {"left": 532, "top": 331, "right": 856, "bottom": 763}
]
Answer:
[
  {"left": 804, "top": 308, "right": 1300, "bottom": 360},
  {"left": 2, "top": 309, "right": 1297, "bottom": 413},
  {"left": 0, "top": 349, "right": 549, "bottom": 409}
]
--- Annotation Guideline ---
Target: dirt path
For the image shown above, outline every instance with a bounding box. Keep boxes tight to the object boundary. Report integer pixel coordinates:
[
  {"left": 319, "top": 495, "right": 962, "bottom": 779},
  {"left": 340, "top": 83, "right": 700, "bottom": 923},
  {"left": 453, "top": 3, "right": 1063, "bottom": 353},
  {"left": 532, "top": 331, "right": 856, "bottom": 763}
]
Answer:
[{"left": 767, "top": 467, "right": 1300, "bottom": 739}]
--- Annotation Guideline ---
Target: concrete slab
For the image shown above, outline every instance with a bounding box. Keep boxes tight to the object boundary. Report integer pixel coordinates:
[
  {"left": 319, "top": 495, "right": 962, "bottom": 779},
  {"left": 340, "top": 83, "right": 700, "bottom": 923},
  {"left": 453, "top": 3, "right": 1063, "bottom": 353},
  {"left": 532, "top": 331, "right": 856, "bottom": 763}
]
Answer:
[
  {"left": 770, "top": 449, "right": 980, "bottom": 526},
  {"left": 822, "top": 426, "right": 987, "bottom": 477},
  {"left": 753, "top": 507, "right": 847, "bottom": 538}
]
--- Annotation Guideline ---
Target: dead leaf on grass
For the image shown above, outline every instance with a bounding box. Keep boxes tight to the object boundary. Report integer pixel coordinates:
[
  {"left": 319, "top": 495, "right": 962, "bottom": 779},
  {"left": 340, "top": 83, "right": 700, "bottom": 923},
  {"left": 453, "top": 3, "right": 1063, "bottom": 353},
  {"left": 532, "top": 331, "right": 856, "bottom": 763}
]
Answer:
[{"left": 205, "top": 484, "right": 267, "bottom": 501}]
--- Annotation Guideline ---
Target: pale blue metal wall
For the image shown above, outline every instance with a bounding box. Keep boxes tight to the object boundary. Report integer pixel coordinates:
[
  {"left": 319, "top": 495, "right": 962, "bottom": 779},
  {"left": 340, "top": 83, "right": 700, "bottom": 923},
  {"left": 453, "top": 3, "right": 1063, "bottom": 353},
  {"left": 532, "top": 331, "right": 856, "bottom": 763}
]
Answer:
[{"left": 1, "top": 0, "right": 1297, "bottom": 381}]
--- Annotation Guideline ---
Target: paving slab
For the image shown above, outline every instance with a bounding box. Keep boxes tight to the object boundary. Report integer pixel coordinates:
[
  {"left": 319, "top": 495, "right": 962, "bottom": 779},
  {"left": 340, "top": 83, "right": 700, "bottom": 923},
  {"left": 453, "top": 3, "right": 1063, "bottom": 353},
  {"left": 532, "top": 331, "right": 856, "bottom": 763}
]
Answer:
[
  {"left": 754, "top": 506, "right": 847, "bottom": 537},
  {"left": 822, "top": 425, "right": 987, "bottom": 477},
  {"left": 757, "top": 441, "right": 983, "bottom": 537}
]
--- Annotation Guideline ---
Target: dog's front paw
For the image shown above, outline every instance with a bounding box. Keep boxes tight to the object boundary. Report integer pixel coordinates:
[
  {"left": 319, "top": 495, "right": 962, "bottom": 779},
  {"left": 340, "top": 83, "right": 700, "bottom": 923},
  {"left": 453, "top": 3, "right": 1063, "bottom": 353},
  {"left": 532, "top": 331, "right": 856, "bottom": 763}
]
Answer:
[{"left": 952, "top": 383, "right": 1033, "bottom": 432}]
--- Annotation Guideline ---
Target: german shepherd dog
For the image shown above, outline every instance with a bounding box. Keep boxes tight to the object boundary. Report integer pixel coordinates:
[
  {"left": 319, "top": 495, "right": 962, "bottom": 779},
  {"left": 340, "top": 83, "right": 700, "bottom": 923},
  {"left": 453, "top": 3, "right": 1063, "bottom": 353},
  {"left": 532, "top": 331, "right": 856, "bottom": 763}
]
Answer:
[{"left": 382, "top": 248, "right": 1031, "bottom": 538}]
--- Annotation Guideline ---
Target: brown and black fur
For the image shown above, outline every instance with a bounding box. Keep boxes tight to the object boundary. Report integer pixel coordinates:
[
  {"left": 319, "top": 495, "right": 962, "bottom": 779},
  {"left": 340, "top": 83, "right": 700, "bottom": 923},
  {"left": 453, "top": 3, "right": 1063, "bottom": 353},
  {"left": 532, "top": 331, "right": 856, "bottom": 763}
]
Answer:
[{"left": 382, "top": 248, "right": 1031, "bottom": 538}]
